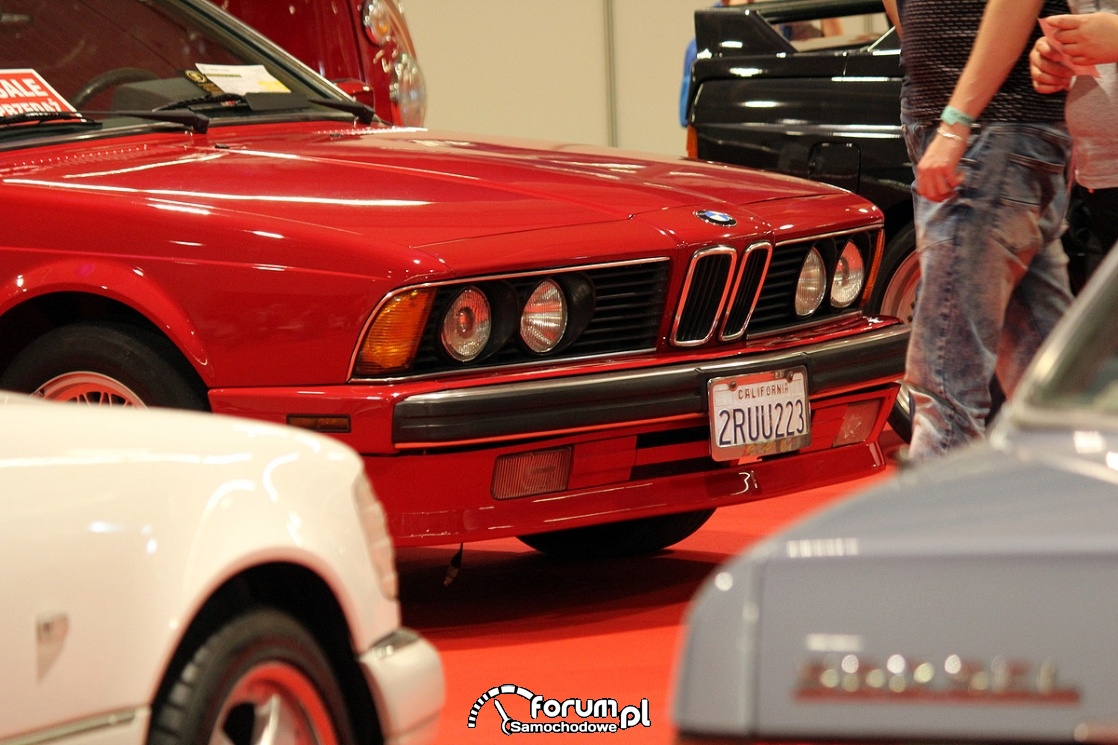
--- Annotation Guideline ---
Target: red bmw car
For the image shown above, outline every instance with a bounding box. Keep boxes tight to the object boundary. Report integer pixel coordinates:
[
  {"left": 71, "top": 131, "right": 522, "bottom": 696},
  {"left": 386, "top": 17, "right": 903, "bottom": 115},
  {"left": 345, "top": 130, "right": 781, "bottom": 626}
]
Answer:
[{"left": 0, "top": 0, "right": 906, "bottom": 558}]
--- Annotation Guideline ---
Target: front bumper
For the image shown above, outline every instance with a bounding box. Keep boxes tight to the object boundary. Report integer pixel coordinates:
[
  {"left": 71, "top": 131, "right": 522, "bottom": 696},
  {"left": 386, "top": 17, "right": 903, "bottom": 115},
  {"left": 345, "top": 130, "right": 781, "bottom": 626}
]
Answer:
[
  {"left": 360, "top": 628, "right": 444, "bottom": 745},
  {"left": 392, "top": 323, "right": 907, "bottom": 446},
  {"left": 211, "top": 321, "right": 908, "bottom": 545}
]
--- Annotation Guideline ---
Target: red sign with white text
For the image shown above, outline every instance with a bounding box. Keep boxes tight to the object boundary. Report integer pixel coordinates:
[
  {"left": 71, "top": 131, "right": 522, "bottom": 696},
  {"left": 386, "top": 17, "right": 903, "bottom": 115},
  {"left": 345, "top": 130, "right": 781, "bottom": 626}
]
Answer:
[{"left": 0, "top": 69, "right": 75, "bottom": 116}]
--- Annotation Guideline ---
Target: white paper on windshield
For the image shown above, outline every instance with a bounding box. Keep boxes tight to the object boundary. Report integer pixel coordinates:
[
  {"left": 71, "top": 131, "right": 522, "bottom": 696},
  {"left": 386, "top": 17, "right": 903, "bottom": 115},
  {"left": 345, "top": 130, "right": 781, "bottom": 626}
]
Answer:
[{"left": 194, "top": 64, "right": 290, "bottom": 95}]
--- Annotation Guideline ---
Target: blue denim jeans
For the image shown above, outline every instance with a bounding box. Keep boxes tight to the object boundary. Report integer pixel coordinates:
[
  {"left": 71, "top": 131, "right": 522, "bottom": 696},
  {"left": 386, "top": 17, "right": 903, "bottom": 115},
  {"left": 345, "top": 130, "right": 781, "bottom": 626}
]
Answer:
[{"left": 901, "top": 119, "right": 1074, "bottom": 461}]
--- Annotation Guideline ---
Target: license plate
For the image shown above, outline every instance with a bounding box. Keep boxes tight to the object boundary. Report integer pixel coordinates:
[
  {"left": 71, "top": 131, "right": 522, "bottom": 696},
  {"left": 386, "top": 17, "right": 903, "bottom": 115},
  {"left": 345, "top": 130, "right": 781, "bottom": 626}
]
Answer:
[{"left": 708, "top": 367, "right": 811, "bottom": 461}]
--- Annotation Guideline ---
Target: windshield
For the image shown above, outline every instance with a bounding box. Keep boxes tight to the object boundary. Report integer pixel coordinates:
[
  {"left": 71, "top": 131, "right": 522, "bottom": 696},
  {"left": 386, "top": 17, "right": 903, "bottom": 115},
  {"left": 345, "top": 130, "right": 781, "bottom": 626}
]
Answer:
[
  {"left": 1022, "top": 271, "right": 1118, "bottom": 415},
  {"left": 0, "top": 0, "right": 345, "bottom": 133}
]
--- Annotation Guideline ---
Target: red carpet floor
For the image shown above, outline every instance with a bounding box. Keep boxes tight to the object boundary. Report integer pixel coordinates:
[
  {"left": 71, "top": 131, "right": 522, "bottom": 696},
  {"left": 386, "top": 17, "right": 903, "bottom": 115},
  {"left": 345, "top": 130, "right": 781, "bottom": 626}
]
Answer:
[{"left": 396, "top": 431, "right": 903, "bottom": 744}]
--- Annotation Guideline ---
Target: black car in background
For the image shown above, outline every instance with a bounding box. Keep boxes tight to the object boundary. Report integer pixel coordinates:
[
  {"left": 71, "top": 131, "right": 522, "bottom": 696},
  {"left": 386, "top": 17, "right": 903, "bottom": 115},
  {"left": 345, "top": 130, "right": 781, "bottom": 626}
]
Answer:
[{"left": 686, "top": 0, "right": 1089, "bottom": 327}]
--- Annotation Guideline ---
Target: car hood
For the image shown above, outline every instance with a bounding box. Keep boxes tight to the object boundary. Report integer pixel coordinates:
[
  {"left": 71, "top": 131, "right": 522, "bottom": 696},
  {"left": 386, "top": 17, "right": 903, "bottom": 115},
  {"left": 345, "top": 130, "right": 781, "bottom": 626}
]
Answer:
[
  {"left": 3, "top": 123, "right": 850, "bottom": 254},
  {"left": 765, "top": 438, "right": 1118, "bottom": 557}
]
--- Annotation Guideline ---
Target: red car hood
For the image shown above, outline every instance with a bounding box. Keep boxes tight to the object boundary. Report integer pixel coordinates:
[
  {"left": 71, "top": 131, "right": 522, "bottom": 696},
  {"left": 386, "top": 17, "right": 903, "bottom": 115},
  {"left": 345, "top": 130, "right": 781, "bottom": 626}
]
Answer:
[{"left": 3, "top": 122, "right": 871, "bottom": 281}]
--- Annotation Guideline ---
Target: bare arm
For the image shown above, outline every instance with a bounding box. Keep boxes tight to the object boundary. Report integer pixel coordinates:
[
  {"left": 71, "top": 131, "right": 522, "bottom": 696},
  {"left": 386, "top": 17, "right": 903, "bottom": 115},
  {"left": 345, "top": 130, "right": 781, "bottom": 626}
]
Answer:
[
  {"left": 882, "top": 0, "right": 900, "bottom": 37},
  {"left": 946, "top": 0, "right": 1045, "bottom": 119},
  {"left": 917, "top": 0, "right": 1047, "bottom": 201}
]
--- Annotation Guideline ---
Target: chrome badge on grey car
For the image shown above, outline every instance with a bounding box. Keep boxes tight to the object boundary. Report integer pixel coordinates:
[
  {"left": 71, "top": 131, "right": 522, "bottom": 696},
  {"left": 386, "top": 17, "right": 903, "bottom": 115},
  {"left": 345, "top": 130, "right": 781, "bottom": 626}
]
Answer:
[{"left": 797, "top": 652, "right": 1080, "bottom": 704}]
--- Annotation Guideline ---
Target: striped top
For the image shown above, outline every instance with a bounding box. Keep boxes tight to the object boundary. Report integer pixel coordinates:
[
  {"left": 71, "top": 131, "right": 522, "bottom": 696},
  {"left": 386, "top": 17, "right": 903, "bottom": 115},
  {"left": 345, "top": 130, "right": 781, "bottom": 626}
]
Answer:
[{"left": 899, "top": 0, "right": 1067, "bottom": 124}]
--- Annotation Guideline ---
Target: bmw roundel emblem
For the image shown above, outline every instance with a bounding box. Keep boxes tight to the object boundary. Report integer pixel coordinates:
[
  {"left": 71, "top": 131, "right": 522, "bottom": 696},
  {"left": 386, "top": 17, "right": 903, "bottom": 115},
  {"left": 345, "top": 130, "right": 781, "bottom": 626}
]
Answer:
[{"left": 695, "top": 209, "right": 736, "bottom": 227}]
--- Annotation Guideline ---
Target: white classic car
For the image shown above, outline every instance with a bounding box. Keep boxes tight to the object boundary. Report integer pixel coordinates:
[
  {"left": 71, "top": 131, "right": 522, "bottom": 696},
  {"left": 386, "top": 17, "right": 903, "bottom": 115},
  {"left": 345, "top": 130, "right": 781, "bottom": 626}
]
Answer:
[
  {"left": 1, "top": 393, "right": 443, "bottom": 745},
  {"left": 673, "top": 247, "right": 1118, "bottom": 743}
]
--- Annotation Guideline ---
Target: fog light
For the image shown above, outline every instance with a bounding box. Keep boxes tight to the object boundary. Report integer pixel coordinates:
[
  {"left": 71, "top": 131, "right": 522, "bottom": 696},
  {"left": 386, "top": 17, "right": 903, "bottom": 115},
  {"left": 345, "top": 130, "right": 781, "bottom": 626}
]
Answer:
[
  {"left": 832, "top": 400, "right": 882, "bottom": 446},
  {"left": 492, "top": 447, "right": 572, "bottom": 500}
]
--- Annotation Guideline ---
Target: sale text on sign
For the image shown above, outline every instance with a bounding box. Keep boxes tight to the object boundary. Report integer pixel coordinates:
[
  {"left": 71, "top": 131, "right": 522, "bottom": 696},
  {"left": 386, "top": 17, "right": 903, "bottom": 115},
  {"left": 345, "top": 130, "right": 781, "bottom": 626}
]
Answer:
[{"left": 0, "top": 69, "right": 75, "bottom": 116}]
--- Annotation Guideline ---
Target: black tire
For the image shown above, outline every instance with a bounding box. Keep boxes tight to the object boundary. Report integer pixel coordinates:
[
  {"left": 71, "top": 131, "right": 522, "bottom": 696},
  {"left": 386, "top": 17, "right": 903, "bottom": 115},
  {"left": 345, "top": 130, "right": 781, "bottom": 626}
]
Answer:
[
  {"left": 517, "top": 509, "right": 715, "bottom": 559},
  {"left": 149, "top": 609, "right": 357, "bottom": 745},
  {"left": 0, "top": 323, "right": 206, "bottom": 409}
]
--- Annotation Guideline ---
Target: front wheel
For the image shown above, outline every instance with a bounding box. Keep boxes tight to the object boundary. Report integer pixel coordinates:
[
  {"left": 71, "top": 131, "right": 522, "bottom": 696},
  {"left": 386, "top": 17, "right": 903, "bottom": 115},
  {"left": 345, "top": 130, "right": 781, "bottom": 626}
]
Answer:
[
  {"left": 148, "top": 609, "right": 357, "bottom": 745},
  {"left": 0, "top": 323, "right": 206, "bottom": 409},
  {"left": 517, "top": 509, "right": 715, "bottom": 559}
]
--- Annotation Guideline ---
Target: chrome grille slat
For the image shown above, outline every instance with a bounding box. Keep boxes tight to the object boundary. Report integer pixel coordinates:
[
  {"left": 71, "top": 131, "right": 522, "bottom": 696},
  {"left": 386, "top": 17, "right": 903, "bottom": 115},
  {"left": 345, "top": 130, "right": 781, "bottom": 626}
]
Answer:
[
  {"left": 671, "top": 229, "right": 879, "bottom": 345},
  {"left": 721, "top": 242, "right": 772, "bottom": 340},
  {"left": 672, "top": 247, "right": 736, "bottom": 346}
]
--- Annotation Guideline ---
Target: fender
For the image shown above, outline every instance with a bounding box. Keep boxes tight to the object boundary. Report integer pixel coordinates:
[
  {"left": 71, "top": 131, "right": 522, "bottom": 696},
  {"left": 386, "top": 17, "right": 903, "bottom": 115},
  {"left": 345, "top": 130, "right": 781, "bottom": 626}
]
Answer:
[{"left": 0, "top": 256, "right": 212, "bottom": 383}]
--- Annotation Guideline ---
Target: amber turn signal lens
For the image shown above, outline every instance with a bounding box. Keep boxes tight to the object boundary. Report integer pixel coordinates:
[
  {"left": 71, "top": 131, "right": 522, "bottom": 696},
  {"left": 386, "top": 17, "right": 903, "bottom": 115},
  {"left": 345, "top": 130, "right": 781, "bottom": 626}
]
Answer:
[{"left": 354, "top": 288, "right": 435, "bottom": 376}]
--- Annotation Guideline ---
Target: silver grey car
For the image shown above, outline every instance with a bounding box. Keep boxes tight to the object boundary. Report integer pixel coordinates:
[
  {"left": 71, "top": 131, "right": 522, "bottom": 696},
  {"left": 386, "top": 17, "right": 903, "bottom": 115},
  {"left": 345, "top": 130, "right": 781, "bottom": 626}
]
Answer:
[{"left": 673, "top": 248, "right": 1118, "bottom": 743}]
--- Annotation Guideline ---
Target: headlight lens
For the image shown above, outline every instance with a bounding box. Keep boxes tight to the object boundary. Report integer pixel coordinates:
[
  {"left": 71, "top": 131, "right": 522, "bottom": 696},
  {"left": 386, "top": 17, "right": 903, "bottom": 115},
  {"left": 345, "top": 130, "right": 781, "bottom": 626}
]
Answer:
[
  {"left": 354, "top": 288, "right": 435, "bottom": 376},
  {"left": 520, "top": 280, "right": 568, "bottom": 353},
  {"left": 795, "top": 248, "right": 827, "bottom": 317},
  {"left": 830, "top": 240, "right": 866, "bottom": 309},
  {"left": 392, "top": 52, "right": 427, "bottom": 127},
  {"left": 442, "top": 286, "right": 492, "bottom": 361},
  {"left": 362, "top": 0, "right": 394, "bottom": 44}
]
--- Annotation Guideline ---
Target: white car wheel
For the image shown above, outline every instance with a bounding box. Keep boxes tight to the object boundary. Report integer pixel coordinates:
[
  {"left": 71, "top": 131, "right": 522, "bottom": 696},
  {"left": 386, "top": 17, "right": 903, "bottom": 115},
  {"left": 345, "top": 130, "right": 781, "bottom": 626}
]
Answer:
[{"left": 149, "top": 609, "right": 356, "bottom": 745}]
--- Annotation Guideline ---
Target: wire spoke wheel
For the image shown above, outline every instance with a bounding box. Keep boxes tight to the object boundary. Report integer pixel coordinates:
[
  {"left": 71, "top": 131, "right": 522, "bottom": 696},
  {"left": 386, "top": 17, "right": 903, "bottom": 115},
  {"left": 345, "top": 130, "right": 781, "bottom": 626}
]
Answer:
[
  {"left": 1, "top": 323, "right": 206, "bottom": 411},
  {"left": 878, "top": 250, "right": 920, "bottom": 325},
  {"left": 33, "top": 371, "right": 147, "bottom": 407}
]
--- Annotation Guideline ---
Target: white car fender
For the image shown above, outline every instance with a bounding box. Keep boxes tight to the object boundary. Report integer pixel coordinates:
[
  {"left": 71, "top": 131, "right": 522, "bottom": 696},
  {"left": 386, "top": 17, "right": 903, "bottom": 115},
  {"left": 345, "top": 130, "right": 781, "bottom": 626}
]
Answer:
[{"left": 0, "top": 399, "right": 398, "bottom": 742}]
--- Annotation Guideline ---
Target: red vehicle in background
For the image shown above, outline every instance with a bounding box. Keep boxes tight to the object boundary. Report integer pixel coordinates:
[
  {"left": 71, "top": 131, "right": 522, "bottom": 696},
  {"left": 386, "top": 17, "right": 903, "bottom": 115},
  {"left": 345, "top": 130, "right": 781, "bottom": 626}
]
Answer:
[
  {"left": 0, "top": 0, "right": 906, "bottom": 559},
  {"left": 215, "top": 0, "right": 426, "bottom": 126}
]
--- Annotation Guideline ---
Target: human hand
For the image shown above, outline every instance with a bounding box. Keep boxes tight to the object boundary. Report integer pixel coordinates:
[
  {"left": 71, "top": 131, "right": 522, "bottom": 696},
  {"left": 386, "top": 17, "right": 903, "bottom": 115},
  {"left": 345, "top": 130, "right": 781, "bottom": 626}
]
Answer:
[
  {"left": 1046, "top": 13, "right": 1118, "bottom": 66},
  {"left": 916, "top": 129, "right": 966, "bottom": 202},
  {"left": 1030, "top": 36, "right": 1074, "bottom": 93}
]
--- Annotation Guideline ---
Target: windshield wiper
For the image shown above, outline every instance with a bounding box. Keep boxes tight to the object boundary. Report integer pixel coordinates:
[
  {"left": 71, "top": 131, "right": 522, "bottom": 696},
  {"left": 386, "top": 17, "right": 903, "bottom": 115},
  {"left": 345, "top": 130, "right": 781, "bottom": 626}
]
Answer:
[
  {"left": 307, "top": 96, "right": 382, "bottom": 125},
  {"left": 61, "top": 91, "right": 380, "bottom": 137},
  {"left": 157, "top": 90, "right": 383, "bottom": 126},
  {"left": 153, "top": 91, "right": 253, "bottom": 112},
  {"left": 0, "top": 110, "right": 100, "bottom": 128},
  {"left": 109, "top": 109, "right": 212, "bottom": 134}
]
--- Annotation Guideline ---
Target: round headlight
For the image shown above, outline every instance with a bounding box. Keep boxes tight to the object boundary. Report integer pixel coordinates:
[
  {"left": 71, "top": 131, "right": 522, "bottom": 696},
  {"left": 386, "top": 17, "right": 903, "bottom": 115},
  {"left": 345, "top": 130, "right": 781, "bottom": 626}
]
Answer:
[
  {"left": 830, "top": 240, "right": 866, "bottom": 309},
  {"left": 521, "top": 279, "right": 568, "bottom": 354},
  {"left": 441, "top": 287, "right": 491, "bottom": 362},
  {"left": 795, "top": 248, "right": 827, "bottom": 317}
]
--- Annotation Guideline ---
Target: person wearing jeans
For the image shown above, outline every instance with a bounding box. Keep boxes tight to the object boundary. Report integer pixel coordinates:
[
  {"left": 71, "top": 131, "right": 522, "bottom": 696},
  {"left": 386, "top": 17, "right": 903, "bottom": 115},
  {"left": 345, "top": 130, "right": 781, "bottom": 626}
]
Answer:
[{"left": 885, "top": 0, "right": 1075, "bottom": 462}]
